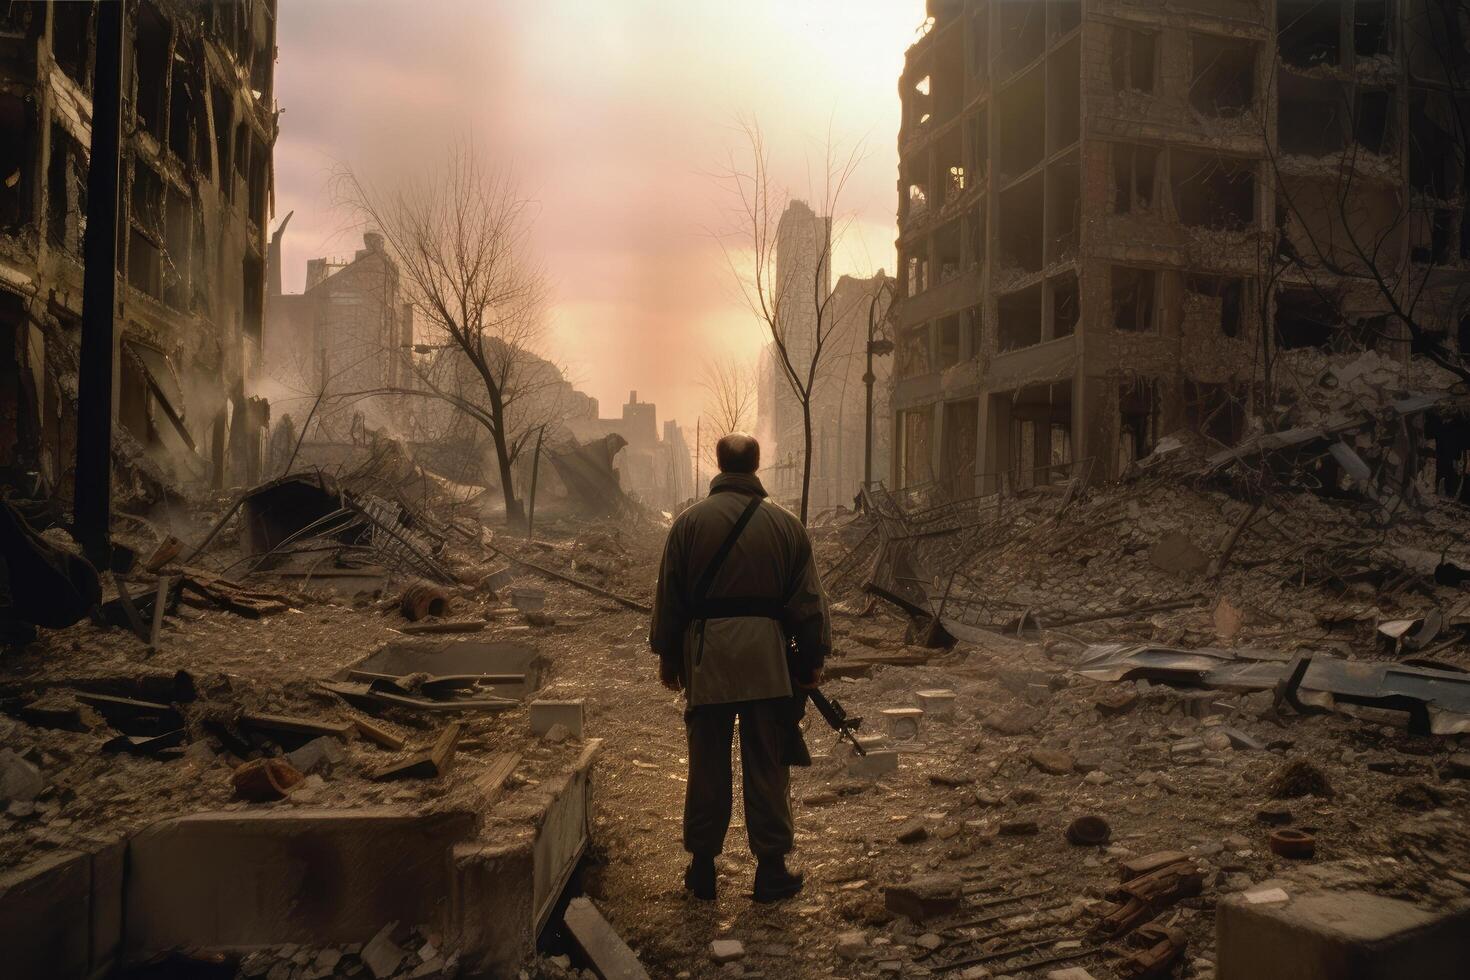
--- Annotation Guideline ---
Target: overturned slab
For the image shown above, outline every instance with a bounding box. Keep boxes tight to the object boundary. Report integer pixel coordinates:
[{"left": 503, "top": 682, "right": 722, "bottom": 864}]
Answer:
[{"left": 1217, "top": 887, "right": 1470, "bottom": 980}]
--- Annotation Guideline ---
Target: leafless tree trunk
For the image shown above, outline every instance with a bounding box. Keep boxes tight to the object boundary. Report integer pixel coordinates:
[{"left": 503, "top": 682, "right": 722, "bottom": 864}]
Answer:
[
  {"left": 331, "top": 145, "right": 552, "bottom": 523},
  {"left": 714, "top": 118, "right": 863, "bottom": 523}
]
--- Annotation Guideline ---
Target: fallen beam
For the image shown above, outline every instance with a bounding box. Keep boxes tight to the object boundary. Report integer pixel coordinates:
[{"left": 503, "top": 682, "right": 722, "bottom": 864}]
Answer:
[
  {"left": 563, "top": 897, "right": 651, "bottom": 980},
  {"left": 496, "top": 550, "right": 651, "bottom": 614},
  {"left": 372, "top": 722, "right": 463, "bottom": 781}
]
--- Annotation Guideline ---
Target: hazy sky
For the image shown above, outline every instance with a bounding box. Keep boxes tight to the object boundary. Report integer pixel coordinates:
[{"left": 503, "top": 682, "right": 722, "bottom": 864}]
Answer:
[{"left": 274, "top": 1, "right": 927, "bottom": 429}]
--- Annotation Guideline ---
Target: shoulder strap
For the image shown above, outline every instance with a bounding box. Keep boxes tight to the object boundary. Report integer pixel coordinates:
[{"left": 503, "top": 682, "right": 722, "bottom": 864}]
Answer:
[{"left": 690, "top": 495, "right": 764, "bottom": 606}]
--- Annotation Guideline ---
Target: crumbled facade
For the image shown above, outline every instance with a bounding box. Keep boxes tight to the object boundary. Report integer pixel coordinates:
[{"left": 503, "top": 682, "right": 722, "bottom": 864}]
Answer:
[
  {"left": 0, "top": 1, "right": 277, "bottom": 491},
  {"left": 891, "top": 0, "right": 1470, "bottom": 499}
]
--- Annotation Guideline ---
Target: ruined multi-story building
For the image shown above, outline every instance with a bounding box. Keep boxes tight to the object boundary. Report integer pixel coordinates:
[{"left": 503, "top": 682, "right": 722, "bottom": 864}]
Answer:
[
  {"left": 757, "top": 200, "right": 896, "bottom": 510},
  {"left": 890, "top": 0, "right": 1470, "bottom": 498},
  {"left": 263, "top": 228, "right": 415, "bottom": 437},
  {"left": 0, "top": 1, "right": 276, "bottom": 491}
]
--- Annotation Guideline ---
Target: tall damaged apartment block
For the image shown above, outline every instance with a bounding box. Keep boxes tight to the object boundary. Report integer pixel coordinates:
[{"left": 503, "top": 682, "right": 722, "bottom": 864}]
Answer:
[
  {"left": 0, "top": 1, "right": 276, "bottom": 494},
  {"left": 892, "top": 0, "right": 1470, "bottom": 500}
]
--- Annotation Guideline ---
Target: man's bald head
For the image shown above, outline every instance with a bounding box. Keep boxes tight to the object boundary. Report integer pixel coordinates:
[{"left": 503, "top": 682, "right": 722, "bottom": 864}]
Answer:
[{"left": 716, "top": 433, "right": 760, "bottom": 474}]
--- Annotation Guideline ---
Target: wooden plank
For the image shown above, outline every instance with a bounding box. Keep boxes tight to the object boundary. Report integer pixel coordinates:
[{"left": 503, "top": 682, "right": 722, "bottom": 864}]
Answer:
[
  {"left": 238, "top": 711, "right": 353, "bottom": 739},
  {"left": 352, "top": 715, "right": 407, "bottom": 751},
  {"left": 148, "top": 575, "right": 171, "bottom": 654},
  {"left": 563, "top": 897, "right": 651, "bottom": 980},
  {"left": 475, "top": 752, "right": 521, "bottom": 806},
  {"left": 109, "top": 572, "right": 151, "bottom": 643},
  {"left": 371, "top": 722, "right": 463, "bottom": 781},
  {"left": 399, "top": 619, "right": 488, "bottom": 635}
]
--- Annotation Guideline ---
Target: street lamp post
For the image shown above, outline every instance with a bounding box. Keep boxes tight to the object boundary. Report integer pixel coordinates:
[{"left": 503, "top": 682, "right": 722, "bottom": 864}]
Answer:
[{"left": 863, "top": 279, "right": 897, "bottom": 492}]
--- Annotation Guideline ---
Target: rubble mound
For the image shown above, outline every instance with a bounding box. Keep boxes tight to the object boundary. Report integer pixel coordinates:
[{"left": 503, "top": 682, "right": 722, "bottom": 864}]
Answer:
[{"left": 1268, "top": 758, "right": 1336, "bottom": 799}]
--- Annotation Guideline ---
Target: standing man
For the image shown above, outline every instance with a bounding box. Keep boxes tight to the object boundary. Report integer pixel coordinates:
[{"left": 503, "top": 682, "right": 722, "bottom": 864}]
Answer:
[{"left": 649, "top": 433, "right": 830, "bottom": 903}]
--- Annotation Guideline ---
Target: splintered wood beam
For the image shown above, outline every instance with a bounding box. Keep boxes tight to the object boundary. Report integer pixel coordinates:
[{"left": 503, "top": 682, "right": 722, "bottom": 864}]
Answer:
[
  {"left": 371, "top": 722, "right": 464, "bottom": 781},
  {"left": 476, "top": 752, "right": 521, "bottom": 806},
  {"left": 238, "top": 712, "right": 353, "bottom": 740}
]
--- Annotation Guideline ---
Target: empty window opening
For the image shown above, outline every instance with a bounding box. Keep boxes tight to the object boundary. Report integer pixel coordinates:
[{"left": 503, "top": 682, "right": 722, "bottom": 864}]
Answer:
[
  {"left": 210, "top": 83, "right": 232, "bottom": 187},
  {"left": 1279, "top": 1, "right": 1342, "bottom": 68},
  {"left": 134, "top": 2, "right": 170, "bottom": 140},
  {"left": 998, "top": 173, "right": 1044, "bottom": 274},
  {"left": 1275, "top": 288, "right": 1340, "bottom": 350},
  {"left": 1049, "top": 273, "right": 1079, "bottom": 339},
  {"left": 1279, "top": 74, "right": 1346, "bottom": 157},
  {"left": 997, "top": 64, "right": 1046, "bottom": 180},
  {"left": 998, "top": 1, "right": 1046, "bottom": 78},
  {"left": 1185, "top": 275, "right": 1244, "bottom": 338},
  {"left": 51, "top": 1, "right": 93, "bottom": 88},
  {"left": 128, "top": 164, "right": 166, "bottom": 299},
  {"left": 1119, "top": 380, "right": 1160, "bottom": 468},
  {"left": 169, "top": 39, "right": 207, "bottom": 166},
  {"left": 998, "top": 284, "right": 1043, "bottom": 351},
  {"left": 1172, "top": 150, "right": 1255, "bottom": 230},
  {"left": 47, "top": 124, "right": 87, "bottom": 253},
  {"left": 1409, "top": 92, "right": 1462, "bottom": 199},
  {"left": 905, "top": 252, "right": 929, "bottom": 297},
  {"left": 1046, "top": 158, "right": 1080, "bottom": 262},
  {"left": 907, "top": 73, "right": 933, "bottom": 131},
  {"left": 248, "top": 135, "right": 268, "bottom": 223},
  {"left": 1112, "top": 267, "right": 1157, "bottom": 333},
  {"left": 935, "top": 219, "right": 964, "bottom": 283},
  {"left": 898, "top": 323, "right": 931, "bottom": 378},
  {"left": 1190, "top": 35, "right": 1255, "bottom": 117},
  {"left": 906, "top": 179, "right": 929, "bottom": 222},
  {"left": 1355, "top": 1, "right": 1391, "bottom": 57},
  {"left": 1185, "top": 381, "right": 1247, "bottom": 447},
  {"left": 0, "top": 93, "right": 33, "bottom": 232},
  {"left": 937, "top": 314, "right": 962, "bottom": 369},
  {"left": 1426, "top": 411, "right": 1470, "bottom": 503},
  {"left": 965, "top": 304, "right": 983, "bottom": 356},
  {"left": 935, "top": 128, "right": 965, "bottom": 208},
  {"left": 1111, "top": 27, "right": 1156, "bottom": 94},
  {"left": 1047, "top": 38, "right": 1081, "bottom": 151},
  {"left": 244, "top": 252, "right": 264, "bottom": 342},
  {"left": 1354, "top": 89, "right": 1394, "bottom": 154},
  {"left": 966, "top": 204, "right": 986, "bottom": 267},
  {"left": 1112, "top": 143, "right": 1159, "bottom": 214},
  {"left": 934, "top": 32, "right": 966, "bottom": 124},
  {"left": 164, "top": 186, "right": 190, "bottom": 310}
]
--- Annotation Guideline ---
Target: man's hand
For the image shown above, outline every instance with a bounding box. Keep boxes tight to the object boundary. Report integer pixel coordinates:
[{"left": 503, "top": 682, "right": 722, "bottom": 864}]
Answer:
[
  {"left": 798, "top": 668, "right": 823, "bottom": 690},
  {"left": 659, "top": 659, "right": 683, "bottom": 692}
]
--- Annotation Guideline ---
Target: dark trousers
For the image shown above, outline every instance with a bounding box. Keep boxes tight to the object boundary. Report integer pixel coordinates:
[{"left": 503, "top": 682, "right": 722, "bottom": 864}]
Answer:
[{"left": 683, "top": 697, "right": 794, "bottom": 860}]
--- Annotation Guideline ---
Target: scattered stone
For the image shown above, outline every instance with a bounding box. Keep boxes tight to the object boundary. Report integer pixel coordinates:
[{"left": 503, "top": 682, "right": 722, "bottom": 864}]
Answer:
[
  {"left": 1047, "top": 969, "right": 1097, "bottom": 980},
  {"left": 1065, "top": 815, "right": 1111, "bottom": 846},
  {"left": 1202, "top": 730, "right": 1233, "bottom": 752},
  {"left": 1220, "top": 728, "right": 1265, "bottom": 751},
  {"left": 710, "top": 939, "right": 745, "bottom": 964},
  {"left": 916, "top": 933, "right": 943, "bottom": 951},
  {"left": 883, "top": 874, "right": 962, "bottom": 921},
  {"left": 0, "top": 749, "right": 43, "bottom": 804},
  {"left": 1030, "top": 748, "right": 1074, "bottom": 775},
  {"left": 290, "top": 774, "right": 326, "bottom": 803},
  {"left": 848, "top": 749, "right": 899, "bottom": 778},
  {"left": 1391, "top": 781, "right": 1446, "bottom": 811},
  {"left": 1267, "top": 759, "right": 1334, "bottom": 800},
  {"left": 983, "top": 706, "right": 1044, "bottom": 736},
  {"left": 361, "top": 922, "right": 406, "bottom": 979},
  {"left": 895, "top": 818, "right": 928, "bottom": 844},
  {"left": 1171, "top": 739, "right": 1205, "bottom": 757},
  {"left": 1072, "top": 754, "right": 1102, "bottom": 774},
  {"left": 835, "top": 931, "right": 867, "bottom": 960},
  {"left": 183, "top": 740, "right": 217, "bottom": 765},
  {"left": 1095, "top": 690, "right": 1138, "bottom": 717},
  {"left": 313, "top": 949, "right": 343, "bottom": 973},
  {"left": 916, "top": 689, "right": 957, "bottom": 721},
  {"left": 1256, "top": 807, "right": 1292, "bottom": 826},
  {"left": 998, "top": 819, "right": 1039, "bottom": 836},
  {"left": 1149, "top": 531, "right": 1208, "bottom": 576},
  {"left": 1443, "top": 753, "right": 1470, "bottom": 780},
  {"left": 929, "top": 771, "right": 974, "bottom": 787},
  {"left": 285, "top": 737, "right": 345, "bottom": 775},
  {"left": 542, "top": 723, "right": 572, "bottom": 744}
]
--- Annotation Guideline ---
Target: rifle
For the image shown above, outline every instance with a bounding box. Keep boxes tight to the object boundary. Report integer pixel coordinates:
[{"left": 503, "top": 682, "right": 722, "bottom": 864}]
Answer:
[{"left": 806, "top": 687, "right": 867, "bottom": 756}]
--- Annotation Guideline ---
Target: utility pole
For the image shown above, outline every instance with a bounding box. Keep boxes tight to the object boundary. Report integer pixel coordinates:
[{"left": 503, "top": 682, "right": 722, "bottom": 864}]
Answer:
[
  {"left": 694, "top": 417, "right": 701, "bottom": 497},
  {"left": 526, "top": 425, "right": 545, "bottom": 540},
  {"left": 863, "top": 278, "right": 896, "bottom": 492},
  {"left": 74, "top": 0, "right": 126, "bottom": 570}
]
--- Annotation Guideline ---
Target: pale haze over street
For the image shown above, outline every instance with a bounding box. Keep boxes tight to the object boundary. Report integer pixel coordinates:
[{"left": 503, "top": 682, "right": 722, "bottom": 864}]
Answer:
[{"left": 273, "top": 0, "right": 928, "bottom": 430}]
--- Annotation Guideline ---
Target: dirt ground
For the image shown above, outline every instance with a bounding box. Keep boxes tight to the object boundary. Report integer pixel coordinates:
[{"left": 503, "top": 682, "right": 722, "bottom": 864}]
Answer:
[{"left": 3, "top": 503, "right": 1470, "bottom": 980}]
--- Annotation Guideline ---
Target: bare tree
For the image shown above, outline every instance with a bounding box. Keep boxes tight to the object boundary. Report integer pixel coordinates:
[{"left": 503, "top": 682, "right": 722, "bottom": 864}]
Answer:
[
  {"left": 330, "top": 145, "right": 554, "bottom": 523},
  {"left": 714, "top": 118, "right": 863, "bottom": 522},
  {"left": 700, "top": 354, "right": 758, "bottom": 444}
]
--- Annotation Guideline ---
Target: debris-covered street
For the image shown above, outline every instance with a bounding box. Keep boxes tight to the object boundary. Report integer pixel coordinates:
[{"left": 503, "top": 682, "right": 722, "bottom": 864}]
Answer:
[{"left": 5, "top": 1, "right": 1470, "bottom": 978}]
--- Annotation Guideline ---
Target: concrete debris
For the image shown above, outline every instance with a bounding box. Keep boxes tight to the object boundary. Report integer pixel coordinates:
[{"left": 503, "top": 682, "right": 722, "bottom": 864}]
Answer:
[
  {"left": 360, "top": 921, "right": 407, "bottom": 979},
  {"left": 0, "top": 749, "right": 43, "bottom": 804}
]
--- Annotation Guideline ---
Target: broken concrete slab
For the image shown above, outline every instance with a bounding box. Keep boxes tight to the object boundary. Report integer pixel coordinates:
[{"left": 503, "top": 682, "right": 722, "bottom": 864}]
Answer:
[
  {"left": 916, "top": 689, "right": 956, "bottom": 720},
  {"left": 1217, "top": 887, "right": 1470, "bottom": 979},
  {"left": 360, "top": 921, "right": 406, "bottom": 979},
  {"left": 0, "top": 749, "right": 43, "bottom": 804},
  {"left": 285, "top": 737, "right": 346, "bottom": 776},
  {"left": 1149, "top": 531, "right": 1209, "bottom": 576},
  {"left": 883, "top": 874, "right": 962, "bottom": 921},
  {"left": 847, "top": 749, "right": 899, "bottom": 779},
  {"left": 563, "top": 897, "right": 650, "bottom": 980},
  {"left": 530, "top": 700, "right": 585, "bottom": 738},
  {"left": 709, "top": 939, "right": 745, "bottom": 963}
]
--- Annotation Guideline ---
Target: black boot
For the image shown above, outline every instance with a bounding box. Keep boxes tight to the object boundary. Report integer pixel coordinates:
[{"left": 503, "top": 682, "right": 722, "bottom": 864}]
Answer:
[
  {"left": 752, "top": 855, "right": 803, "bottom": 903},
  {"left": 684, "top": 854, "right": 717, "bottom": 901}
]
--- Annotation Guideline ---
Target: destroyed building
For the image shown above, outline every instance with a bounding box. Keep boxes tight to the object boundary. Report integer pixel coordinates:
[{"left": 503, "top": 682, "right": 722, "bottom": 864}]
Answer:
[
  {"left": 890, "top": 0, "right": 1470, "bottom": 497},
  {"left": 262, "top": 227, "right": 416, "bottom": 437},
  {"left": 570, "top": 391, "right": 693, "bottom": 513},
  {"left": 756, "top": 200, "right": 897, "bottom": 511},
  {"left": 0, "top": 1, "right": 277, "bottom": 490}
]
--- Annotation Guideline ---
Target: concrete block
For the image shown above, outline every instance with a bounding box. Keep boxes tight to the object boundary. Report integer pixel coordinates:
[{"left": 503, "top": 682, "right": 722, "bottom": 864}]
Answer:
[
  {"left": 710, "top": 939, "right": 745, "bottom": 963},
  {"left": 916, "top": 689, "right": 956, "bottom": 721},
  {"left": 530, "top": 699, "right": 585, "bottom": 738},
  {"left": 0, "top": 850, "right": 92, "bottom": 980},
  {"left": 881, "top": 707, "right": 923, "bottom": 739},
  {"left": 847, "top": 749, "right": 899, "bottom": 778},
  {"left": 125, "top": 808, "right": 476, "bottom": 953},
  {"left": 1217, "top": 887, "right": 1470, "bottom": 980},
  {"left": 450, "top": 841, "right": 536, "bottom": 978}
]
